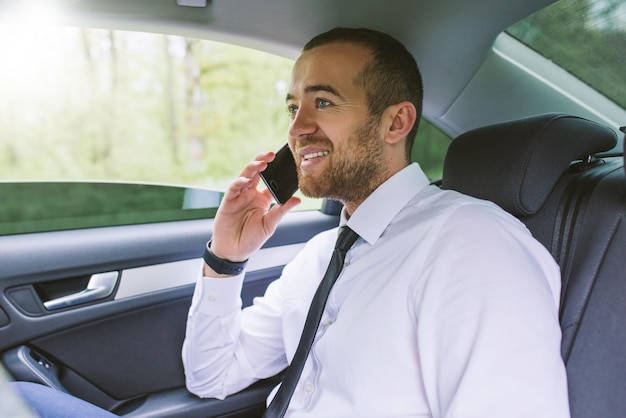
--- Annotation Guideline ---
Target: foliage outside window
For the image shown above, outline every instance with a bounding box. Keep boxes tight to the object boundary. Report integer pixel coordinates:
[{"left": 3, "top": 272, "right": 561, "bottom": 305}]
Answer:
[
  {"left": 0, "top": 27, "right": 294, "bottom": 187},
  {"left": 412, "top": 121, "right": 451, "bottom": 181},
  {"left": 0, "top": 182, "right": 222, "bottom": 235},
  {"left": 507, "top": 0, "right": 626, "bottom": 109}
]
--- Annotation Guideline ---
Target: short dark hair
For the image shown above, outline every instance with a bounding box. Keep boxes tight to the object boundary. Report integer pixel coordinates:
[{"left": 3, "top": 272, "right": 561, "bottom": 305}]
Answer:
[{"left": 303, "top": 27, "right": 424, "bottom": 160}]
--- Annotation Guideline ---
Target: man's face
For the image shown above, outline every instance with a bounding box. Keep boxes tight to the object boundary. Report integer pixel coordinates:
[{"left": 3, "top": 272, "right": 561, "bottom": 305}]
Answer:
[{"left": 286, "top": 42, "right": 389, "bottom": 204}]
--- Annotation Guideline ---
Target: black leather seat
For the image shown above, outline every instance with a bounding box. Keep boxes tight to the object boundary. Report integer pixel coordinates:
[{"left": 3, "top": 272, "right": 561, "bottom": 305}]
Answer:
[{"left": 442, "top": 113, "right": 624, "bottom": 418}]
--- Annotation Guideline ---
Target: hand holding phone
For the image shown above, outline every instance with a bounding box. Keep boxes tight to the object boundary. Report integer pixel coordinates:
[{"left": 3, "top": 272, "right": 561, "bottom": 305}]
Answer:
[{"left": 259, "top": 143, "right": 299, "bottom": 205}]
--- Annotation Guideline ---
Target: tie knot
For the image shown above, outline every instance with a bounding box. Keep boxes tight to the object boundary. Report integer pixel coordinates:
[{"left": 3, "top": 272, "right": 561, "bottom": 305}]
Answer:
[{"left": 336, "top": 226, "right": 359, "bottom": 252}]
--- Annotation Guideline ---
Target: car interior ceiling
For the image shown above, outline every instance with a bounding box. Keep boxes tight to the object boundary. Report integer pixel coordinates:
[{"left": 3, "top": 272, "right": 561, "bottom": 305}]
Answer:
[{"left": 442, "top": 112, "right": 626, "bottom": 418}]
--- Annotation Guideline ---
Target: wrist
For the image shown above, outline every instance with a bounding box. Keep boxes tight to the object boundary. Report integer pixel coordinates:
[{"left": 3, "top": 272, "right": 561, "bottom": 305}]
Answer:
[{"left": 203, "top": 240, "right": 248, "bottom": 276}]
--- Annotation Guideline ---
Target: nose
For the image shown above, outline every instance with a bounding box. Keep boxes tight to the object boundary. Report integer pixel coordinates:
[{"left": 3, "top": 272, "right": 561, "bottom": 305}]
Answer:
[{"left": 288, "top": 106, "right": 318, "bottom": 139}]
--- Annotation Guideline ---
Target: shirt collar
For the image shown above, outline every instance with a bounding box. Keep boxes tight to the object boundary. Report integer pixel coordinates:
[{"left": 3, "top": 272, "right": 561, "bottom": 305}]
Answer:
[{"left": 340, "top": 163, "right": 430, "bottom": 246}]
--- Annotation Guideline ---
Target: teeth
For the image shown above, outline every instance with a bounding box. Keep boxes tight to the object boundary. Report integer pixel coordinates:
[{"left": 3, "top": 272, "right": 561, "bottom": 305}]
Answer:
[{"left": 303, "top": 151, "right": 329, "bottom": 160}]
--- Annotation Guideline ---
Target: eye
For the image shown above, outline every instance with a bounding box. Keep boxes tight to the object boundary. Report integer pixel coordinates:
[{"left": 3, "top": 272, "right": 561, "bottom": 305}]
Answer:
[
  {"left": 286, "top": 104, "right": 298, "bottom": 118},
  {"left": 316, "top": 98, "right": 332, "bottom": 108}
]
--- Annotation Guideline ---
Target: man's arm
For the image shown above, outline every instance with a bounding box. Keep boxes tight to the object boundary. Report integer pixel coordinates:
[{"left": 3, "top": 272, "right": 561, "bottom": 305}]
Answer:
[
  {"left": 417, "top": 204, "right": 570, "bottom": 417},
  {"left": 182, "top": 272, "right": 289, "bottom": 398},
  {"left": 182, "top": 151, "right": 300, "bottom": 398}
]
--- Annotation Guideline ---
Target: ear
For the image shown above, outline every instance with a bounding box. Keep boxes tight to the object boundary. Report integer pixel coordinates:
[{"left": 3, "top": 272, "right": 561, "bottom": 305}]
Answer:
[{"left": 383, "top": 101, "right": 417, "bottom": 145}]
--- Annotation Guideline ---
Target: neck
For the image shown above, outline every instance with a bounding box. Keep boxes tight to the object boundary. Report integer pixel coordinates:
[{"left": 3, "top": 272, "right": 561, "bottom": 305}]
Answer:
[{"left": 341, "top": 161, "right": 409, "bottom": 217}]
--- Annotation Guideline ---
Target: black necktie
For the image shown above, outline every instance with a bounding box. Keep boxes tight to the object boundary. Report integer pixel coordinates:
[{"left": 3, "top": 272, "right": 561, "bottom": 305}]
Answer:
[{"left": 263, "top": 226, "right": 360, "bottom": 418}]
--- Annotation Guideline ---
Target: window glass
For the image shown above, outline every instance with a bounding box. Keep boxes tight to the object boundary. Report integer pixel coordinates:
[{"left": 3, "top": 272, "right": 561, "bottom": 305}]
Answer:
[
  {"left": 507, "top": 0, "right": 626, "bottom": 109},
  {"left": 0, "top": 26, "right": 297, "bottom": 235},
  {"left": 0, "top": 27, "right": 295, "bottom": 189},
  {"left": 0, "top": 182, "right": 221, "bottom": 235}
]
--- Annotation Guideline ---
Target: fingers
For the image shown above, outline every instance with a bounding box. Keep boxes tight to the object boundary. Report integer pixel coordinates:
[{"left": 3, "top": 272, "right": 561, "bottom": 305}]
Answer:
[
  {"left": 222, "top": 152, "right": 275, "bottom": 203},
  {"left": 265, "top": 191, "right": 301, "bottom": 235},
  {"left": 264, "top": 194, "right": 301, "bottom": 228},
  {"left": 238, "top": 151, "right": 275, "bottom": 180},
  {"left": 258, "top": 188, "right": 301, "bottom": 211},
  {"left": 279, "top": 195, "right": 302, "bottom": 212}
]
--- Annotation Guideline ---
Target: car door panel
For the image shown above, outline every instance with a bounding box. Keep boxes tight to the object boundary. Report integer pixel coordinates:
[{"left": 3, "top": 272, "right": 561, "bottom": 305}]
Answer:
[{"left": 0, "top": 209, "right": 339, "bottom": 417}]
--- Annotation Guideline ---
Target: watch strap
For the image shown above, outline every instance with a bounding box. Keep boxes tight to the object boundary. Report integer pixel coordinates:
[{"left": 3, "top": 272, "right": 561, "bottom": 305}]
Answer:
[{"left": 203, "top": 241, "right": 248, "bottom": 275}]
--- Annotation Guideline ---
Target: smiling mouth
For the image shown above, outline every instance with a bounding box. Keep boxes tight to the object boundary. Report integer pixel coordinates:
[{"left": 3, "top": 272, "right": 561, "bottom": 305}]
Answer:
[{"left": 303, "top": 151, "right": 329, "bottom": 161}]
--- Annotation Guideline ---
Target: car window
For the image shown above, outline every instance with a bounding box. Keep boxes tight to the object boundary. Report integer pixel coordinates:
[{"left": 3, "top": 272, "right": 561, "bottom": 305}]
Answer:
[
  {"left": 0, "top": 26, "right": 451, "bottom": 236},
  {"left": 507, "top": 0, "right": 626, "bottom": 109},
  {"left": 0, "top": 28, "right": 295, "bottom": 191},
  {"left": 411, "top": 121, "right": 451, "bottom": 181},
  {"left": 0, "top": 182, "right": 222, "bottom": 235}
]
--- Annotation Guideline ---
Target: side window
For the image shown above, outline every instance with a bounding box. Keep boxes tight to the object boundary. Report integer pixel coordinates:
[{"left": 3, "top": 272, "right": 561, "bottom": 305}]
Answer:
[
  {"left": 0, "top": 27, "right": 300, "bottom": 235},
  {"left": 0, "top": 182, "right": 222, "bottom": 235},
  {"left": 0, "top": 28, "right": 295, "bottom": 190}
]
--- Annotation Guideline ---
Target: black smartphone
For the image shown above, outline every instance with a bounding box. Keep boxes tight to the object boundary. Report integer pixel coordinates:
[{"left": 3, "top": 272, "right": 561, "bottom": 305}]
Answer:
[{"left": 259, "top": 143, "right": 299, "bottom": 205}]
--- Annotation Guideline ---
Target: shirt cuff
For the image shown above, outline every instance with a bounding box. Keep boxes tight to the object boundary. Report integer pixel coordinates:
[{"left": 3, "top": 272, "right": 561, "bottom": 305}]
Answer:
[{"left": 190, "top": 273, "right": 245, "bottom": 316}]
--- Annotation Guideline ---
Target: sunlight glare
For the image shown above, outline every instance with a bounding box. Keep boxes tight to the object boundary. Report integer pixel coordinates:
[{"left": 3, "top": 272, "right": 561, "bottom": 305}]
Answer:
[{"left": 1, "top": 0, "right": 67, "bottom": 25}]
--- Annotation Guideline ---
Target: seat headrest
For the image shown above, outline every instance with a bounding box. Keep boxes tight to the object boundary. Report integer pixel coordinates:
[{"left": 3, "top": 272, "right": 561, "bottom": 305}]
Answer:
[{"left": 442, "top": 113, "right": 617, "bottom": 217}]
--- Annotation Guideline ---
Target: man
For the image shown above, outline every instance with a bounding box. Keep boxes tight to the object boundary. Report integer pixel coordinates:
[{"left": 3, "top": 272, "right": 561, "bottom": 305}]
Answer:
[{"left": 183, "top": 27, "right": 570, "bottom": 417}]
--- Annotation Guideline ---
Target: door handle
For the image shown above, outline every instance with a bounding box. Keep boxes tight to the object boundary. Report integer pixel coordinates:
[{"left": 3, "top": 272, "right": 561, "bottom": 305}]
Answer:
[{"left": 43, "top": 272, "right": 119, "bottom": 311}]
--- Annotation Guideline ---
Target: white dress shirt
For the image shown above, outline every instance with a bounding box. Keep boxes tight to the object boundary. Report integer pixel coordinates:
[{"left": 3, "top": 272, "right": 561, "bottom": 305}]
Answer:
[{"left": 182, "top": 163, "right": 570, "bottom": 417}]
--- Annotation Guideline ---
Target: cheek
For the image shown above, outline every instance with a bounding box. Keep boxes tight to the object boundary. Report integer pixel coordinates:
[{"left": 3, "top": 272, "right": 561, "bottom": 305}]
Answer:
[{"left": 319, "top": 118, "right": 361, "bottom": 148}]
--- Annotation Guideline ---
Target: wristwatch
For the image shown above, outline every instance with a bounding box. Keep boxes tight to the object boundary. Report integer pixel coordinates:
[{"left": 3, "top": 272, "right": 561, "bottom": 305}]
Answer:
[{"left": 203, "top": 240, "right": 248, "bottom": 275}]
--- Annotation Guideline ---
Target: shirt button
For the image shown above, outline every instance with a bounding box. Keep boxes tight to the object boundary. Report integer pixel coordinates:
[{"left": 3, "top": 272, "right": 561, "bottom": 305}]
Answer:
[
  {"left": 207, "top": 294, "right": 217, "bottom": 302},
  {"left": 304, "top": 382, "right": 314, "bottom": 393}
]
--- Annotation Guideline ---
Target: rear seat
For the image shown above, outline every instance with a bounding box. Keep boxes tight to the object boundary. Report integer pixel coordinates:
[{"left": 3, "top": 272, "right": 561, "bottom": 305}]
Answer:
[{"left": 441, "top": 113, "right": 624, "bottom": 418}]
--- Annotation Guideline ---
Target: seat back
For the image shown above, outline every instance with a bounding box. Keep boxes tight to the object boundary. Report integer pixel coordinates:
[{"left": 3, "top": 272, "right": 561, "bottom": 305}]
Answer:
[
  {"left": 442, "top": 113, "right": 624, "bottom": 418},
  {"left": 562, "top": 161, "right": 626, "bottom": 418}
]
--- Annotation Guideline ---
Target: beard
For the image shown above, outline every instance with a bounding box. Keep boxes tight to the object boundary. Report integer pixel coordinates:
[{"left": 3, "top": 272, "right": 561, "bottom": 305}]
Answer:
[{"left": 297, "top": 116, "right": 388, "bottom": 204}]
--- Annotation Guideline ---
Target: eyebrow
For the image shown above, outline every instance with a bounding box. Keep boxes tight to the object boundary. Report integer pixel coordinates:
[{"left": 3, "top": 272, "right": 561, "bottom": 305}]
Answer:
[{"left": 285, "top": 84, "right": 344, "bottom": 102}]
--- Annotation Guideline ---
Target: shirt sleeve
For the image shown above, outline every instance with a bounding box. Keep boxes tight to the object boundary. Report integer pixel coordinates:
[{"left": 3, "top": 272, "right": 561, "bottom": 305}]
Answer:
[
  {"left": 182, "top": 269, "right": 289, "bottom": 399},
  {"left": 181, "top": 229, "right": 337, "bottom": 400},
  {"left": 416, "top": 202, "right": 570, "bottom": 418}
]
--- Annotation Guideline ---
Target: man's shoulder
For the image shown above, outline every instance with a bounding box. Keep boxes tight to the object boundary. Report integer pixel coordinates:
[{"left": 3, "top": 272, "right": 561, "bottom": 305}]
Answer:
[
  {"left": 400, "top": 186, "right": 532, "bottom": 246},
  {"left": 410, "top": 185, "right": 515, "bottom": 220}
]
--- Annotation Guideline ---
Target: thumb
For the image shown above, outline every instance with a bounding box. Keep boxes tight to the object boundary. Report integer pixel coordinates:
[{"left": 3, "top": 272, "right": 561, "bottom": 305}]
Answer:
[{"left": 265, "top": 196, "right": 301, "bottom": 231}]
